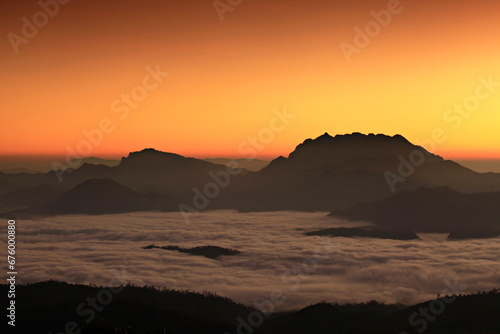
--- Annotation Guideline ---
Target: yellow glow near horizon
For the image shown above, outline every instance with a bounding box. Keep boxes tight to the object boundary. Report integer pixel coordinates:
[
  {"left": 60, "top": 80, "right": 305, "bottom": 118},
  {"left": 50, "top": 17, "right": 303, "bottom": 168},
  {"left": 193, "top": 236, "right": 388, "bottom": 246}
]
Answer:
[{"left": 1, "top": 0, "right": 499, "bottom": 159}]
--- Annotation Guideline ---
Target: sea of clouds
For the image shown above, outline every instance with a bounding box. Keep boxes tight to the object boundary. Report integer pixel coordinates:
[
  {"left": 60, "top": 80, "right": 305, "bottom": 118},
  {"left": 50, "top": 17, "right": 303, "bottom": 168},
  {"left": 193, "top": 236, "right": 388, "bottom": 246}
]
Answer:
[{"left": 2, "top": 210, "right": 499, "bottom": 310}]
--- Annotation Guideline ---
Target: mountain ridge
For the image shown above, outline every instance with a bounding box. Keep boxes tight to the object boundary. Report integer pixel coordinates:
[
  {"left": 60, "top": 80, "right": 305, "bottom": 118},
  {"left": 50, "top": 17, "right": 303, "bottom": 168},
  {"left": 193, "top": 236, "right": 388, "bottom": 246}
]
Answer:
[
  {"left": 2, "top": 132, "right": 500, "bottom": 217},
  {"left": 329, "top": 185, "right": 500, "bottom": 233}
]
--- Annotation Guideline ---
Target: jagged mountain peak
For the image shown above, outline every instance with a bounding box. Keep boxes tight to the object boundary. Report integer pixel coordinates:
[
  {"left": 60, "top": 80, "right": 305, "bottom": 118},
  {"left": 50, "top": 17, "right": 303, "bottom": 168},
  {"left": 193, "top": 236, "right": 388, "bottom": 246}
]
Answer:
[
  {"left": 125, "top": 148, "right": 184, "bottom": 160},
  {"left": 263, "top": 132, "right": 439, "bottom": 172},
  {"left": 296, "top": 132, "right": 412, "bottom": 151}
]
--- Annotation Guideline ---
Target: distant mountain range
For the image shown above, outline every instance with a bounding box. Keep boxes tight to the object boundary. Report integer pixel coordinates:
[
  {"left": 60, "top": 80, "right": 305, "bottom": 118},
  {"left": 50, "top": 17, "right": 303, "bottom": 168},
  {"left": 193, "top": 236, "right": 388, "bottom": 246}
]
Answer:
[
  {"left": 0, "top": 157, "right": 269, "bottom": 174},
  {"left": 0, "top": 148, "right": 244, "bottom": 196},
  {"left": 456, "top": 159, "right": 500, "bottom": 173},
  {"left": 3, "top": 179, "right": 176, "bottom": 217},
  {"left": 67, "top": 157, "right": 121, "bottom": 169},
  {"left": 204, "top": 158, "right": 270, "bottom": 172},
  {"left": 2, "top": 132, "right": 500, "bottom": 236},
  {"left": 0, "top": 157, "right": 121, "bottom": 174}
]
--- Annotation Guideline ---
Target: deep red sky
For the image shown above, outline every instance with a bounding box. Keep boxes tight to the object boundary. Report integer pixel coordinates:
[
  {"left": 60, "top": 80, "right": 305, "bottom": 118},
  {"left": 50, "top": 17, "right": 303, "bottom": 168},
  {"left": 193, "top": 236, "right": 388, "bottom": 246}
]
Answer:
[{"left": 1, "top": 0, "right": 499, "bottom": 159}]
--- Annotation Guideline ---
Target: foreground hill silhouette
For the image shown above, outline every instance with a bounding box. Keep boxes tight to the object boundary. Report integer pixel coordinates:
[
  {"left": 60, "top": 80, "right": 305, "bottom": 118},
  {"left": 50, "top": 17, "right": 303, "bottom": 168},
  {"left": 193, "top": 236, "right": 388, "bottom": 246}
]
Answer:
[
  {"left": 258, "top": 290, "right": 500, "bottom": 334},
  {"left": 0, "top": 281, "right": 251, "bottom": 334},
  {"left": 329, "top": 186, "right": 500, "bottom": 234},
  {"left": 1, "top": 281, "right": 498, "bottom": 334}
]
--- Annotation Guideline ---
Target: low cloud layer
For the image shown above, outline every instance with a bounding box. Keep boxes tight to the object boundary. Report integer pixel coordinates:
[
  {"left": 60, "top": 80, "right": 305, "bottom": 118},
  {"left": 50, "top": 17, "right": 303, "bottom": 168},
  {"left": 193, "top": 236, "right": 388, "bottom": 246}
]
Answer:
[{"left": 2, "top": 211, "right": 499, "bottom": 310}]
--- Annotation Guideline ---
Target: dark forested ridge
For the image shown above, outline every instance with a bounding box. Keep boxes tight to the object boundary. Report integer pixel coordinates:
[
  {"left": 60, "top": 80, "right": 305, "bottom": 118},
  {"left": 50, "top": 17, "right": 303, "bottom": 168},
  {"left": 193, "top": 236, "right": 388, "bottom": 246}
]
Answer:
[
  {"left": 1, "top": 281, "right": 499, "bottom": 334},
  {"left": 1, "top": 281, "right": 252, "bottom": 334}
]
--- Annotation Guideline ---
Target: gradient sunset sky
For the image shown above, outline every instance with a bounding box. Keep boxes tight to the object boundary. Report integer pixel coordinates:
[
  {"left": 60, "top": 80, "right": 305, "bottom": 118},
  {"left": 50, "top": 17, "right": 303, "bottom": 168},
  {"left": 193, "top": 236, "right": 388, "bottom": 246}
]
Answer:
[{"left": 1, "top": 0, "right": 499, "bottom": 159}]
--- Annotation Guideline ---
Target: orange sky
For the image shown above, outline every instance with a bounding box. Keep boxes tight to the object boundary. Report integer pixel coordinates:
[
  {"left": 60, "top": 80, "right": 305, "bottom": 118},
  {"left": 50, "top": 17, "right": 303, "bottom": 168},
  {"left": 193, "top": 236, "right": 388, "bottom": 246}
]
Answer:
[{"left": 1, "top": 0, "right": 499, "bottom": 160}]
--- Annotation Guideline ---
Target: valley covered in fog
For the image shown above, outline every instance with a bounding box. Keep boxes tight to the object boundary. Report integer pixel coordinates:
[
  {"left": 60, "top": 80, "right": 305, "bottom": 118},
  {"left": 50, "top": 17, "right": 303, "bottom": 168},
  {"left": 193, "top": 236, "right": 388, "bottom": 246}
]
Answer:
[{"left": 8, "top": 210, "right": 500, "bottom": 310}]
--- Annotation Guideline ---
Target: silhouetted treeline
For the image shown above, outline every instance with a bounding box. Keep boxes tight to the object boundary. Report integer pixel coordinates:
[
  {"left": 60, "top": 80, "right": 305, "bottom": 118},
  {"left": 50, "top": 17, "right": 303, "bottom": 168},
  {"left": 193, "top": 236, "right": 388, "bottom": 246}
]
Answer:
[
  {"left": 1, "top": 281, "right": 499, "bottom": 334},
  {"left": 259, "top": 290, "right": 500, "bottom": 334},
  {"left": 0, "top": 281, "right": 252, "bottom": 334}
]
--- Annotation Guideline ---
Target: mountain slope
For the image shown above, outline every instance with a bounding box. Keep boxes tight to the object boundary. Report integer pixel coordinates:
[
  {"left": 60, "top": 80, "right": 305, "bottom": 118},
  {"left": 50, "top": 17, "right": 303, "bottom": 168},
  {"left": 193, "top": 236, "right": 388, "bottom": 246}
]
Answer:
[
  {"left": 2, "top": 178, "right": 177, "bottom": 216},
  {"left": 0, "top": 281, "right": 253, "bottom": 334},
  {"left": 0, "top": 148, "right": 244, "bottom": 196},
  {"left": 2, "top": 134, "right": 500, "bottom": 214},
  {"left": 214, "top": 133, "right": 500, "bottom": 212},
  {"left": 258, "top": 290, "right": 500, "bottom": 334},
  {"left": 2, "top": 281, "right": 499, "bottom": 334},
  {"left": 0, "top": 184, "right": 63, "bottom": 209},
  {"left": 329, "top": 186, "right": 500, "bottom": 233},
  {"left": 204, "top": 158, "right": 270, "bottom": 172}
]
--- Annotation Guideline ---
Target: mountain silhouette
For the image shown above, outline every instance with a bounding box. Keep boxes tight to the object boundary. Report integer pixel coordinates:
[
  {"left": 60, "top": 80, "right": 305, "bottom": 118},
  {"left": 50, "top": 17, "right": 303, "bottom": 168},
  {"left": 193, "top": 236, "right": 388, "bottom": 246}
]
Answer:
[
  {"left": 0, "top": 184, "right": 63, "bottom": 209},
  {"left": 258, "top": 290, "right": 500, "bottom": 334},
  {"left": 448, "top": 228, "right": 500, "bottom": 240},
  {"left": 268, "top": 132, "right": 439, "bottom": 170},
  {"left": 204, "top": 158, "right": 270, "bottom": 172},
  {"left": 0, "top": 148, "right": 245, "bottom": 197},
  {"left": 329, "top": 186, "right": 500, "bottom": 233},
  {"left": 305, "top": 227, "right": 420, "bottom": 240},
  {"left": 3, "top": 133, "right": 500, "bottom": 217},
  {"left": 2, "top": 281, "right": 499, "bottom": 334},
  {"left": 0, "top": 281, "right": 252, "bottom": 334},
  {"left": 57, "top": 149, "right": 246, "bottom": 195},
  {"left": 68, "top": 156, "right": 120, "bottom": 169},
  {"left": 214, "top": 132, "right": 500, "bottom": 212},
  {"left": 4, "top": 178, "right": 176, "bottom": 216}
]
